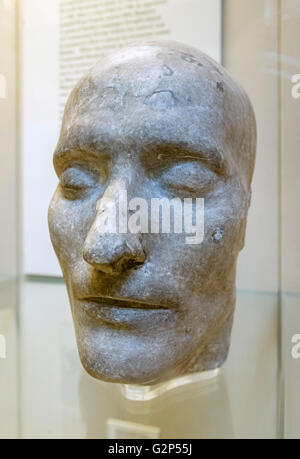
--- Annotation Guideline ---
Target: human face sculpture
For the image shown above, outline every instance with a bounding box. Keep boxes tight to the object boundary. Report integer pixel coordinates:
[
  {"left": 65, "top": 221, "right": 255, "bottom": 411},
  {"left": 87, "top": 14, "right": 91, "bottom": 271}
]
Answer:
[{"left": 48, "top": 42, "right": 256, "bottom": 385}]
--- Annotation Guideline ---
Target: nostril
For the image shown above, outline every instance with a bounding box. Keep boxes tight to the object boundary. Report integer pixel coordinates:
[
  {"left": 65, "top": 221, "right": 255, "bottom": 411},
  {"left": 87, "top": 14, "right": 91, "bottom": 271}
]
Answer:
[
  {"left": 123, "top": 258, "right": 145, "bottom": 271},
  {"left": 113, "top": 250, "right": 146, "bottom": 273}
]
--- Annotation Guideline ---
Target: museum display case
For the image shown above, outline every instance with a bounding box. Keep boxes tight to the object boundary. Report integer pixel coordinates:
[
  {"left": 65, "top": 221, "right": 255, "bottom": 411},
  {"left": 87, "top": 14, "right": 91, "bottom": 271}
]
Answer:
[{"left": 0, "top": 0, "right": 299, "bottom": 439}]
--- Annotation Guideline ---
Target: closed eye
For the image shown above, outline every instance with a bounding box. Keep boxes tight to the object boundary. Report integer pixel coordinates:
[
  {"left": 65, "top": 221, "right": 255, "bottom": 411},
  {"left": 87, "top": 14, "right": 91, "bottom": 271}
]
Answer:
[
  {"left": 159, "top": 161, "right": 219, "bottom": 195},
  {"left": 59, "top": 165, "right": 100, "bottom": 200}
]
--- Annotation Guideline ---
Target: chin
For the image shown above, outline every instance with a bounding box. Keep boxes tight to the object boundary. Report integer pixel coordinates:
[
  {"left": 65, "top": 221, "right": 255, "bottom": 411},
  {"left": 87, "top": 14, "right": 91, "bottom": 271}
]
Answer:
[{"left": 74, "top": 321, "right": 198, "bottom": 385}]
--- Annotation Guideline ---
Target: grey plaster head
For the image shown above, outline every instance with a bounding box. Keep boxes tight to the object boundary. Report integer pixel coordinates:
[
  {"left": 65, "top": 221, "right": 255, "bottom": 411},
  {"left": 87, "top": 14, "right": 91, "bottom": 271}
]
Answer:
[{"left": 48, "top": 41, "right": 256, "bottom": 385}]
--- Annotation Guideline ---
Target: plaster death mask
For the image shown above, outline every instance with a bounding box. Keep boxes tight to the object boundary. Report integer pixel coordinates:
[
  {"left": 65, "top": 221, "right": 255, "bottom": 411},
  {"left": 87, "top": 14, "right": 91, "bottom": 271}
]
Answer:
[{"left": 48, "top": 41, "right": 256, "bottom": 385}]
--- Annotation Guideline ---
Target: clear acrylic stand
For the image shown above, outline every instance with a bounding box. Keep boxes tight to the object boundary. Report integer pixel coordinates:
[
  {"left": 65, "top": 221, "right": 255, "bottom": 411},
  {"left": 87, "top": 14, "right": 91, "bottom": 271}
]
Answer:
[{"left": 118, "top": 368, "right": 220, "bottom": 401}]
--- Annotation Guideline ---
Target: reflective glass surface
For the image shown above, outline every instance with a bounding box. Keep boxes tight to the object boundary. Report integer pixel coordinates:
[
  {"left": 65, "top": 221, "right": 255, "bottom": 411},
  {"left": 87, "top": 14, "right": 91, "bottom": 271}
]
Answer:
[{"left": 0, "top": 278, "right": 280, "bottom": 439}]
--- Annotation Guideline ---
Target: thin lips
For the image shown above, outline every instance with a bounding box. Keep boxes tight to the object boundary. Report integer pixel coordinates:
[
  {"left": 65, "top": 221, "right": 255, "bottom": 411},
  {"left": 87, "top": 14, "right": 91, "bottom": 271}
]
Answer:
[{"left": 80, "top": 296, "right": 169, "bottom": 310}]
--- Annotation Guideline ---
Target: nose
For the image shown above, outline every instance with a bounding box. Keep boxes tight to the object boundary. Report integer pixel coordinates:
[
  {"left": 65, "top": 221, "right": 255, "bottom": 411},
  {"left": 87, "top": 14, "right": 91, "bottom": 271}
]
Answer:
[
  {"left": 83, "top": 231, "right": 146, "bottom": 275},
  {"left": 82, "top": 179, "right": 146, "bottom": 275}
]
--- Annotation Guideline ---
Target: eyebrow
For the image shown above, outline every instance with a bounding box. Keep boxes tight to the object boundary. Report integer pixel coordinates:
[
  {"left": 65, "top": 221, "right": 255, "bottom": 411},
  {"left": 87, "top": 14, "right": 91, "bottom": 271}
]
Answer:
[
  {"left": 141, "top": 142, "right": 228, "bottom": 176},
  {"left": 54, "top": 138, "right": 228, "bottom": 177},
  {"left": 53, "top": 142, "right": 110, "bottom": 175}
]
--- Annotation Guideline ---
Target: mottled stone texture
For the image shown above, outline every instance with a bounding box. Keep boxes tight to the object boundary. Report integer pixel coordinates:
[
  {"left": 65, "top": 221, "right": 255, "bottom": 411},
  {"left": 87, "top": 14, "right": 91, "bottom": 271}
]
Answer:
[{"left": 48, "top": 41, "right": 256, "bottom": 385}]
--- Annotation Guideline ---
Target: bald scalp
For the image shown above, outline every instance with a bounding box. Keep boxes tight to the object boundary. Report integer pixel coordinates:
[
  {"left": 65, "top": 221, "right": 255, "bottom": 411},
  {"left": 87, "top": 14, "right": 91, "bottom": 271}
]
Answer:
[{"left": 61, "top": 41, "right": 256, "bottom": 188}]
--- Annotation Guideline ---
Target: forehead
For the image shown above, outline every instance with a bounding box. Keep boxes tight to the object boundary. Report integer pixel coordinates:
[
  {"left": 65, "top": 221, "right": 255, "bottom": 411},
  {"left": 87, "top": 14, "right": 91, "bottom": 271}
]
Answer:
[{"left": 56, "top": 47, "right": 242, "bottom": 163}]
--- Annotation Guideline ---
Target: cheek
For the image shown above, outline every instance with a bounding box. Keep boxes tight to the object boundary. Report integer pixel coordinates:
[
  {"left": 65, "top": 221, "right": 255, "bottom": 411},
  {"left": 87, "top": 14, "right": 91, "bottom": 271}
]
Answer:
[
  {"left": 48, "top": 190, "right": 97, "bottom": 265},
  {"left": 164, "top": 187, "right": 248, "bottom": 291},
  {"left": 205, "top": 181, "right": 248, "bottom": 236},
  {"left": 203, "top": 188, "right": 248, "bottom": 277}
]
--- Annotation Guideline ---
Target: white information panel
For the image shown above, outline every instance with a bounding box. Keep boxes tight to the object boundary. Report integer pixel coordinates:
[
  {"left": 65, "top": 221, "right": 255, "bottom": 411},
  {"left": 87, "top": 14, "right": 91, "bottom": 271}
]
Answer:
[{"left": 21, "top": 0, "right": 221, "bottom": 276}]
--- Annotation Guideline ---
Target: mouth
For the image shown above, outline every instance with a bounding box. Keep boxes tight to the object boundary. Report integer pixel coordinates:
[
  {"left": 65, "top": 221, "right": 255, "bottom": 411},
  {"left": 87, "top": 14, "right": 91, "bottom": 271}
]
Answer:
[{"left": 78, "top": 296, "right": 171, "bottom": 327}]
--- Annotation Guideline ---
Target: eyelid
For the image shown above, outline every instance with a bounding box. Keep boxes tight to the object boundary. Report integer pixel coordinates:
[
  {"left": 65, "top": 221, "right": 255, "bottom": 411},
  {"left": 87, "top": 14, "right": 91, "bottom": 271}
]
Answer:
[
  {"left": 159, "top": 161, "right": 219, "bottom": 192},
  {"left": 60, "top": 165, "right": 99, "bottom": 188},
  {"left": 155, "top": 156, "right": 222, "bottom": 177},
  {"left": 161, "top": 161, "right": 218, "bottom": 176},
  {"left": 173, "top": 156, "right": 221, "bottom": 173}
]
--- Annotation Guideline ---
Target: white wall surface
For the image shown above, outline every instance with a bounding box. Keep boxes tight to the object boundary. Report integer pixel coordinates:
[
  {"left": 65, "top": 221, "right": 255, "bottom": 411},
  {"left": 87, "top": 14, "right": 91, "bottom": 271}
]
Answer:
[
  {"left": 280, "top": 0, "right": 300, "bottom": 294},
  {"left": 224, "top": 0, "right": 280, "bottom": 292},
  {"left": 21, "top": 0, "right": 60, "bottom": 276},
  {"left": 0, "top": 0, "right": 17, "bottom": 280}
]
